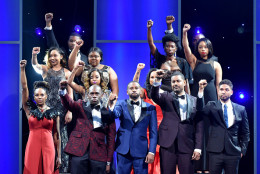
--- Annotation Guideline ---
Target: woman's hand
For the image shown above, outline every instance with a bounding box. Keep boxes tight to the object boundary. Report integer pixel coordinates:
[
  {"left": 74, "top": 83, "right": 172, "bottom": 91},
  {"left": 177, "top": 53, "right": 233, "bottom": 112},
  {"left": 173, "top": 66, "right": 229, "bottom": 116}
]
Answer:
[
  {"left": 137, "top": 63, "right": 145, "bottom": 71},
  {"left": 32, "top": 47, "right": 40, "bottom": 55},
  {"left": 20, "top": 60, "right": 27, "bottom": 69},
  {"left": 183, "top": 24, "right": 191, "bottom": 33},
  {"left": 147, "top": 19, "right": 154, "bottom": 28},
  {"left": 56, "top": 157, "right": 61, "bottom": 169}
]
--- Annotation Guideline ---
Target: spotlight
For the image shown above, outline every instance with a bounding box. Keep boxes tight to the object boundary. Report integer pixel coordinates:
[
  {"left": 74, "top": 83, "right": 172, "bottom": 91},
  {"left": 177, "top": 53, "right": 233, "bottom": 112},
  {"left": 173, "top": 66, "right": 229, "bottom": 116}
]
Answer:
[
  {"left": 194, "top": 26, "right": 202, "bottom": 34},
  {"left": 239, "top": 93, "right": 245, "bottom": 99},
  {"left": 74, "top": 25, "right": 81, "bottom": 33},
  {"left": 35, "top": 27, "right": 43, "bottom": 36}
]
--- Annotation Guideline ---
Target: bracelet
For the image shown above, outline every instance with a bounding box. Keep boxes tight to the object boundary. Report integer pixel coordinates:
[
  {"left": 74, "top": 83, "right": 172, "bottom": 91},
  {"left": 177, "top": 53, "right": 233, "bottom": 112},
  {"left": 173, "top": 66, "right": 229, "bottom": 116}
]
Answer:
[{"left": 106, "top": 162, "right": 111, "bottom": 166}]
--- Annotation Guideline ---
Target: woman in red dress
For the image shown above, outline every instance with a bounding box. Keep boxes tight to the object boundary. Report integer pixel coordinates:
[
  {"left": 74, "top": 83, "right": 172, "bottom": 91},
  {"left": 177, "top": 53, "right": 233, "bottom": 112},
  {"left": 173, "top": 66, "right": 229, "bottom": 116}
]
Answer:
[
  {"left": 132, "top": 63, "right": 163, "bottom": 174},
  {"left": 20, "top": 60, "right": 61, "bottom": 174}
]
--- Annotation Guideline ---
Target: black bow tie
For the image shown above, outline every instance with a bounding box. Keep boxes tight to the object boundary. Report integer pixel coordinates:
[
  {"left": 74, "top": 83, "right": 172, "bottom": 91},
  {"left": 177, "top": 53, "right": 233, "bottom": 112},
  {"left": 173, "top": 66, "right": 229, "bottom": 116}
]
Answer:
[
  {"left": 131, "top": 101, "right": 140, "bottom": 106},
  {"left": 91, "top": 104, "right": 100, "bottom": 110},
  {"left": 177, "top": 95, "right": 185, "bottom": 99}
]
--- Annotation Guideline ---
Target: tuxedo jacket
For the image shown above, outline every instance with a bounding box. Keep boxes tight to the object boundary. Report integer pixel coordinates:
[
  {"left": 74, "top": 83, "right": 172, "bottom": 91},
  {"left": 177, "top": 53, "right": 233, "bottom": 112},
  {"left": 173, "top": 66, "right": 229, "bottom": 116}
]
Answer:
[
  {"left": 151, "top": 86, "right": 203, "bottom": 154},
  {"left": 112, "top": 99, "right": 157, "bottom": 158},
  {"left": 45, "top": 29, "right": 88, "bottom": 65},
  {"left": 60, "top": 94, "right": 116, "bottom": 162},
  {"left": 202, "top": 100, "right": 250, "bottom": 156}
]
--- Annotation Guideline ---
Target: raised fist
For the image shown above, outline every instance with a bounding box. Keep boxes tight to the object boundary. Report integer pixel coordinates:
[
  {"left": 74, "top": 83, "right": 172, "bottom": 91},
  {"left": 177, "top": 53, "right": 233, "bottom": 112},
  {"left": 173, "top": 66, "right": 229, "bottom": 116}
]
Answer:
[
  {"left": 75, "top": 40, "right": 84, "bottom": 48},
  {"left": 166, "top": 16, "right": 175, "bottom": 24},
  {"left": 20, "top": 60, "right": 27, "bottom": 68},
  {"left": 59, "top": 80, "right": 68, "bottom": 90},
  {"left": 137, "top": 63, "right": 145, "bottom": 71},
  {"left": 147, "top": 20, "right": 154, "bottom": 28},
  {"left": 183, "top": 24, "right": 191, "bottom": 32},
  {"left": 32, "top": 47, "right": 40, "bottom": 55},
  {"left": 45, "top": 13, "right": 53, "bottom": 23},
  {"left": 76, "top": 60, "right": 85, "bottom": 69},
  {"left": 198, "top": 79, "right": 207, "bottom": 90}
]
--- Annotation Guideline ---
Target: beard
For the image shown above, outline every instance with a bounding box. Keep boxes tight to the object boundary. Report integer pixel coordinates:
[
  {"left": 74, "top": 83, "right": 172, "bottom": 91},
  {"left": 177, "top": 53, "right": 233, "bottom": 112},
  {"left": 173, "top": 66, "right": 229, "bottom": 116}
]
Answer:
[
  {"left": 129, "top": 93, "right": 140, "bottom": 100},
  {"left": 220, "top": 95, "right": 230, "bottom": 102},
  {"left": 172, "top": 86, "right": 183, "bottom": 95}
]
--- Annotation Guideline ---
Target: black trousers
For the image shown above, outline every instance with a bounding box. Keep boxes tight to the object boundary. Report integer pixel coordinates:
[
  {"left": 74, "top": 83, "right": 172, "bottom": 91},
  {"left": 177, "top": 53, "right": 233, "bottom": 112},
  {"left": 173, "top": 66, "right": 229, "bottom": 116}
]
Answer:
[
  {"left": 209, "top": 152, "right": 241, "bottom": 174},
  {"left": 70, "top": 150, "right": 106, "bottom": 174}
]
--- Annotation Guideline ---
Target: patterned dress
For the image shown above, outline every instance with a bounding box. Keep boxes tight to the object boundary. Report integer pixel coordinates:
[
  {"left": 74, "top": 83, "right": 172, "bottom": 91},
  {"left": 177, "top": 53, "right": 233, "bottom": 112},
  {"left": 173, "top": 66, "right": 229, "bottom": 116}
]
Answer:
[{"left": 44, "top": 68, "right": 69, "bottom": 173}]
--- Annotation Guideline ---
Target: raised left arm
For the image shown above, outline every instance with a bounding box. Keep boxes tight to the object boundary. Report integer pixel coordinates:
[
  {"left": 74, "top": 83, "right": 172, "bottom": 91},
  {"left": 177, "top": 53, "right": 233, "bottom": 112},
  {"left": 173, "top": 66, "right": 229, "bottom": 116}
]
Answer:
[{"left": 109, "top": 67, "right": 119, "bottom": 97}]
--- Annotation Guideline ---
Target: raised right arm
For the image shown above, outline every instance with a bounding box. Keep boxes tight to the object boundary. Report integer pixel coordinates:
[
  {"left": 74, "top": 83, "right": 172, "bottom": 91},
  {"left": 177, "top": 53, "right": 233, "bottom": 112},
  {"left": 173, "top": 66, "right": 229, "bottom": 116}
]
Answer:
[
  {"left": 44, "top": 13, "right": 60, "bottom": 48},
  {"left": 147, "top": 20, "right": 157, "bottom": 56},
  {"left": 20, "top": 60, "right": 30, "bottom": 119},
  {"left": 182, "top": 24, "right": 197, "bottom": 70},
  {"left": 68, "top": 40, "right": 84, "bottom": 72},
  {"left": 67, "top": 62, "right": 85, "bottom": 97},
  {"left": 31, "top": 47, "right": 48, "bottom": 76}
]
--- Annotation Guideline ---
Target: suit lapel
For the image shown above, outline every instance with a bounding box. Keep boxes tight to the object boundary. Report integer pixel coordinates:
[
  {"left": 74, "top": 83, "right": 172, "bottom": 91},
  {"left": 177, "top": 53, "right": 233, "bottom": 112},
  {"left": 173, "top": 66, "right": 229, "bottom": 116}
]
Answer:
[
  {"left": 231, "top": 102, "right": 239, "bottom": 125},
  {"left": 186, "top": 94, "right": 192, "bottom": 120},
  {"left": 82, "top": 101, "right": 93, "bottom": 126},
  {"left": 170, "top": 92, "right": 180, "bottom": 117},
  {"left": 216, "top": 101, "right": 227, "bottom": 128},
  {"left": 126, "top": 99, "right": 136, "bottom": 123}
]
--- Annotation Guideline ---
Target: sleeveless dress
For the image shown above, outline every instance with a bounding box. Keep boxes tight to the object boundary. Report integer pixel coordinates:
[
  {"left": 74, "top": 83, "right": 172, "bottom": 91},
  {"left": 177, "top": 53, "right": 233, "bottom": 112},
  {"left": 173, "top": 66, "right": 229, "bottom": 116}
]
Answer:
[
  {"left": 191, "top": 59, "right": 218, "bottom": 171},
  {"left": 23, "top": 104, "right": 58, "bottom": 174},
  {"left": 44, "top": 68, "right": 69, "bottom": 173}
]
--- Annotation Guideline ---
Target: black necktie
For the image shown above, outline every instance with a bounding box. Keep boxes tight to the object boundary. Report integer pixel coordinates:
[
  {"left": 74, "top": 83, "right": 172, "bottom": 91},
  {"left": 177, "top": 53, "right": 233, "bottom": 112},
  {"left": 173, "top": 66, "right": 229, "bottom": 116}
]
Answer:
[
  {"left": 131, "top": 101, "right": 140, "bottom": 106},
  {"left": 177, "top": 95, "right": 185, "bottom": 99}
]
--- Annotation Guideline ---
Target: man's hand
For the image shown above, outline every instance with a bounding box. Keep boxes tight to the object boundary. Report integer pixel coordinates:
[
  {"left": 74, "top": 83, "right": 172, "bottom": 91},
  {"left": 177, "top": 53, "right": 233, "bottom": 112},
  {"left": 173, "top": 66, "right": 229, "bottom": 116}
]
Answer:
[
  {"left": 75, "top": 60, "right": 85, "bottom": 70},
  {"left": 20, "top": 60, "right": 27, "bottom": 69},
  {"left": 45, "top": 13, "right": 53, "bottom": 27},
  {"left": 155, "top": 69, "right": 165, "bottom": 79},
  {"left": 108, "top": 93, "right": 117, "bottom": 110},
  {"left": 75, "top": 39, "right": 84, "bottom": 48},
  {"left": 192, "top": 151, "right": 201, "bottom": 160},
  {"left": 145, "top": 153, "right": 155, "bottom": 164},
  {"left": 166, "top": 15, "right": 175, "bottom": 24},
  {"left": 183, "top": 24, "right": 191, "bottom": 33},
  {"left": 198, "top": 79, "right": 207, "bottom": 93},
  {"left": 32, "top": 47, "right": 40, "bottom": 55},
  {"left": 137, "top": 63, "right": 145, "bottom": 71},
  {"left": 105, "top": 165, "right": 110, "bottom": 173},
  {"left": 147, "top": 20, "right": 154, "bottom": 29},
  {"left": 59, "top": 80, "right": 68, "bottom": 90},
  {"left": 65, "top": 112, "right": 72, "bottom": 124}
]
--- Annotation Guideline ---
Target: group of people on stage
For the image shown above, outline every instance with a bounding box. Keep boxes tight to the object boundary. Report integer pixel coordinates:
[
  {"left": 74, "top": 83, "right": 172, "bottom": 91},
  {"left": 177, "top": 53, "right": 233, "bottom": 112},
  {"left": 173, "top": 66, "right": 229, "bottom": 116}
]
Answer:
[{"left": 21, "top": 13, "right": 250, "bottom": 174}]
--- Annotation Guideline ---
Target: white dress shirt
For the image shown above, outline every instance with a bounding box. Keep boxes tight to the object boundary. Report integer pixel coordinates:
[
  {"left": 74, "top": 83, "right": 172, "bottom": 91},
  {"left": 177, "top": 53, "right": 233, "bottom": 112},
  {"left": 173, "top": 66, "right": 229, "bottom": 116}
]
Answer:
[{"left": 220, "top": 100, "right": 235, "bottom": 128}]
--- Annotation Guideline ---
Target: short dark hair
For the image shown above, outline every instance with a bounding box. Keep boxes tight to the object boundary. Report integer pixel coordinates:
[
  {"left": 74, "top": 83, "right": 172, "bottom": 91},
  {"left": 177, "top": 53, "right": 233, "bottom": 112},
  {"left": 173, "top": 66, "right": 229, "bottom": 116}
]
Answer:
[
  {"left": 88, "top": 47, "right": 103, "bottom": 62},
  {"left": 171, "top": 71, "right": 185, "bottom": 80},
  {"left": 162, "top": 33, "right": 179, "bottom": 48},
  {"left": 219, "top": 79, "right": 233, "bottom": 90},
  {"left": 33, "top": 81, "right": 50, "bottom": 93},
  {"left": 69, "top": 32, "right": 82, "bottom": 39},
  {"left": 127, "top": 81, "right": 140, "bottom": 90},
  {"left": 195, "top": 38, "right": 213, "bottom": 59}
]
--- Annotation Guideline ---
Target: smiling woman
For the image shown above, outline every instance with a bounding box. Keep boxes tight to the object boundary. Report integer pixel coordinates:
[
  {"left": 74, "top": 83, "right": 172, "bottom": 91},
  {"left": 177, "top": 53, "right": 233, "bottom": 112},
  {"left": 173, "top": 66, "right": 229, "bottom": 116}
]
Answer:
[{"left": 31, "top": 46, "right": 73, "bottom": 173}]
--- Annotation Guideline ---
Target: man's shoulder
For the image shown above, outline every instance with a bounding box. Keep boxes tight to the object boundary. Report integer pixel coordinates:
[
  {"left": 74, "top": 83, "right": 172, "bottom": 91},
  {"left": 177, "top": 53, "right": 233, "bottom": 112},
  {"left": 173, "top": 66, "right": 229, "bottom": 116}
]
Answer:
[{"left": 232, "top": 102, "right": 246, "bottom": 111}]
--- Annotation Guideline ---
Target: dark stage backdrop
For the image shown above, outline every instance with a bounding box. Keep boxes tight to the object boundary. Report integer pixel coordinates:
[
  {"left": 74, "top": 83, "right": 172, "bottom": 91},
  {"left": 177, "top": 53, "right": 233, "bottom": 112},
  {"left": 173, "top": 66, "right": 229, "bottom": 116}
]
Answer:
[{"left": 19, "top": 0, "right": 255, "bottom": 174}]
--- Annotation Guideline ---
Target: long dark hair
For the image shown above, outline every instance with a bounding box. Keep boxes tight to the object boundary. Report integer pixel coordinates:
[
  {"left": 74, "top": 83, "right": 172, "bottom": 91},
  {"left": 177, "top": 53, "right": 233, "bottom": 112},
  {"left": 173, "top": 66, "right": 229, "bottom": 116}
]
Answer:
[
  {"left": 145, "top": 68, "right": 157, "bottom": 98},
  {"left": 195, "top": 38, "right": 213, "bottom": 59}
]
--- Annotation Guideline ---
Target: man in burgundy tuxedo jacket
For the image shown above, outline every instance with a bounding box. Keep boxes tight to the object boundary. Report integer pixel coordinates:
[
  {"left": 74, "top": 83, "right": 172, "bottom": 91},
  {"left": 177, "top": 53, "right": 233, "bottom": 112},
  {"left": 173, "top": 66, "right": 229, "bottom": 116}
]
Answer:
[
  {"left": 151, "top": 71, "right": 206, "bottom": 174},
  {"left": 59, "top": 82, "right": 116, "bottom": 174}
]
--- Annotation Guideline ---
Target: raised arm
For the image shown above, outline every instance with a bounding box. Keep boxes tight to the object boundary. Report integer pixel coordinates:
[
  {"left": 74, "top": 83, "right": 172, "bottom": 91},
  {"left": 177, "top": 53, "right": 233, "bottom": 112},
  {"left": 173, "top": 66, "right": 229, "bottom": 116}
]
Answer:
[
  {"left": 147, "top": 20, "right": 157, "bottom": 56},
  {"left": 133, "top": 63, "right": 145, "bottom": 82},
  {"left": 109, "top": 67, "right": 119, "bottom": 98},
  {"left": 31, "top": 47, "right": 48, "bottom": 76},
  {"left": 150, "top": 70, "right": 166, "bottom": 106},
  {"left": 214, "top": 61, "right": 222, "bottom": 99},
  {"left": 67, "top": 61, "right": 85, "bottom": 97},
  {"left": 68, "top": 40, "right": 84, "bottom": 72},
  {"left": 44, "top": 13, "right": 60, "bottom": 48},
  {"left": 182, "top": 24, "right": 196, "bottom": 70},
  {"left": 20, "top": 60, "right": 30, "bottom": 119}
]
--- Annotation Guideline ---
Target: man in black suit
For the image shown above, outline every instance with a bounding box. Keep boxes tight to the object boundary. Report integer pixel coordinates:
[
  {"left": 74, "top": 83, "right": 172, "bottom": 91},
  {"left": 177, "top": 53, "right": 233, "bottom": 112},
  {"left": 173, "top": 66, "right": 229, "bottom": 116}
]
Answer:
[
  {"left": 200, "top": 79, "right": 250, "bottom": 174},
  {"left": 151, "top": 70, "right": 207, "bottom": 174}
]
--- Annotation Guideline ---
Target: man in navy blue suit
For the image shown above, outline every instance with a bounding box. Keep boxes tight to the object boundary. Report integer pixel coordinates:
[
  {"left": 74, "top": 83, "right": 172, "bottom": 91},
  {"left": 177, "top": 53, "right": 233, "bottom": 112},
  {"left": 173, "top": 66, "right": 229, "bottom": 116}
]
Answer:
[{"left": 109, "top": 81, "right": 157, "bottom": 174}]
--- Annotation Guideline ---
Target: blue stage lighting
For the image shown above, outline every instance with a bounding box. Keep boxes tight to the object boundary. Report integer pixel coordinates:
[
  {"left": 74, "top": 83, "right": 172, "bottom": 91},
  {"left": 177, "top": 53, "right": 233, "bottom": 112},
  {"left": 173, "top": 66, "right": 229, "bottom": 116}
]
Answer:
[
  {"left": 195, "top": 26, "right": 201, "bottom": 34},
  {"left": 239, "top": 92, "right": 245, "bottom": 99},
  {"left": 74, "top": 25, "right": 81, "bottom": 33},
  {"left": 35, "top": 27, "right": 42, "bottom": 36}
]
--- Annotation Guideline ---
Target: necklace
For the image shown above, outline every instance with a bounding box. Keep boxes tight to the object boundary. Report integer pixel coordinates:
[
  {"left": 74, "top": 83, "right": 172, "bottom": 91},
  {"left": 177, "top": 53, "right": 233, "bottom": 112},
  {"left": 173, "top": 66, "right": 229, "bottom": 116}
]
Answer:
[{"left": 37, "top": 105, "right": 48, "bottom": 113}]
